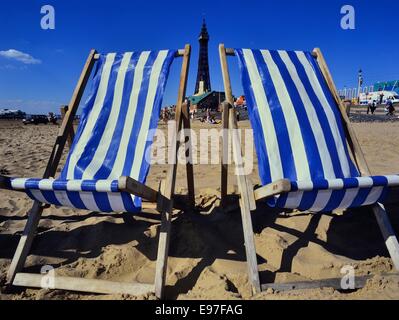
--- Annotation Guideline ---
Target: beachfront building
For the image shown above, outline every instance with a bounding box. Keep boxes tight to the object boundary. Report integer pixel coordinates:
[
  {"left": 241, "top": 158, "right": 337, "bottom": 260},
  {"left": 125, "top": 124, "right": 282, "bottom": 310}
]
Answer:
[
  {"left": 0, "top": 109, "right": 26, "bottom": 119},
  {"left": 374, "top": 80, "right": 399, "bottom": 94}
]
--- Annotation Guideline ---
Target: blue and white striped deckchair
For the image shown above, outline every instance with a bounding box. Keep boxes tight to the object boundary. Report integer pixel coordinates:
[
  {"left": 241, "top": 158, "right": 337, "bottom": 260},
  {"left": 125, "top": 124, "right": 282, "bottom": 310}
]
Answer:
[
  {"left": 3, "top": 50, "right": 175, "bottom": 213},
  {"left": 219, "top": 44, "right": 399, "bottom": 295},
  {"left": 1, "top": 45, "right": 194, "bottom": 299}
]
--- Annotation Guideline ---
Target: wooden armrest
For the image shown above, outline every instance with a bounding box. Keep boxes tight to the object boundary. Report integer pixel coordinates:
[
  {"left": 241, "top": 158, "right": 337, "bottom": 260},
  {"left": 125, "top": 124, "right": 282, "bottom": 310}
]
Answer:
[
  {"left": 118, "top": 176, "right": 158, "bottom": 202},
  {"left": 254, "top": 179, "right": 291, "bottom": 201}
]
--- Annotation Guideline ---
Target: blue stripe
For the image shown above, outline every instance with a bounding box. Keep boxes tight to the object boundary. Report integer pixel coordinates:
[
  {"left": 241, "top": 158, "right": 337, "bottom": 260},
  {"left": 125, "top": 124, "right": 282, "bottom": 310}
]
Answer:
[
  {"left": 304, "top": 52, "right": 359, "bottom": 177},
  {"left": 60, "top": 55, "right": 107, "bottom": 180},
  {"left": 93, "top": 52, "right": 142, "bottom": 179},
  {"left": 110, "top": 180, "right": 119, "bottom": 192},
  {"left": 378, "top": 187, "right": 390, "bottom": 203},
  {"left": 288, "top": 51, "right": 345, "bottom": 178},
  {"left": 252, "top": 49, "right": 297, "bottom": 181},
  {"left": 269, "top": 50, "right": 322, "bottom": 180},
  {"left": 350, "top": 188, "right": 373, "bottom": 207},
  {"left": 92, "top": 192, "right": 112, "bottom": 212},
  {"left": 138, "top": 50, "right": 175, "bottom": 184},
  {"left": 322, "top": 190, "right": 347, "bottom": 211},
  {"left": 298, "top": 192, "right": 318, "bottom": 211},
  {"left": 235, "top": 49, "right": 272, "bottom": 185},
  {"left": 81, "top": 180, "right": 98, "bottom": 192},
  {"left": 66, "top": 191, "right": 88, "bottom": 210},
  {"left": 121, "top": 192, "right": 140, "bottom": 213},
  {"left": 52, "top": 180, "right": 68, "bottom": 190},
  {"left": 122, "top": 51, "right": 158, "bottom": 176},
  {"left": 40, "top": 191, "right": 62, "bottom": 206},
  {"left": 74, "top": 54, "right": 123, "bottom": 179}
]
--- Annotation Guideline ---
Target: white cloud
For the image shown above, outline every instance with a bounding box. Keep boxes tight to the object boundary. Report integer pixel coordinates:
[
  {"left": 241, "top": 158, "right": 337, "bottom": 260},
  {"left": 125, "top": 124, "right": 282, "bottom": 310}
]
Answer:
[{"left": 0, "top": 49, "right": 41, "bottom": 64}]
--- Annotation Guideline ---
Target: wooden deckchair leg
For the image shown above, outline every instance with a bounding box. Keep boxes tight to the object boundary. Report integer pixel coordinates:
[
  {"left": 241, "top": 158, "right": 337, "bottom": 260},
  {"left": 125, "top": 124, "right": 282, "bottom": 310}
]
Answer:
[
  {"left": 181, "top": 101, "right": 195, "bottom": 208},
  {"left": 6, "top": 50, "right": 97, "bottom": 286},
  {"left": 229, "top": 108, "right": 261, "bottom": 294},
  {"left": 154, "top": 206, "right": 173, "bottom": 299},
  {"left": 219, "top": 44, "right": 234, "bottom": 207},
  {"left": 219, "top": 44, "right": 261, "bottom": 294},
  {"left": 313, "top": 47, "right": 399, "bottom": 271},
  {"left": 372, "top": 203, "right": 399, "bottom": 270},
  {"left": 6, "top": 202, "right": 43, "bottom": 284},
  {"left": 221, "top": 101, "right": 230, "bottom": 207},
  {"left": 154, "top": 44, "right": 191, "bottom": 299}
]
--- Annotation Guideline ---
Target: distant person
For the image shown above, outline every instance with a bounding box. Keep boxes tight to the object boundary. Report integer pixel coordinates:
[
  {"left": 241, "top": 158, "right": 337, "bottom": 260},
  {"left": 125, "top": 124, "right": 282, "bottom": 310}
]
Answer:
[
  {"left": 367, "top": 100, "right": 377, "bottom": 115},
  {"left": 379, "top": 92, "right": 384, "bottom": 105},
  {"left": 386, "top": 97, "right": 395, "bottom": 116}
]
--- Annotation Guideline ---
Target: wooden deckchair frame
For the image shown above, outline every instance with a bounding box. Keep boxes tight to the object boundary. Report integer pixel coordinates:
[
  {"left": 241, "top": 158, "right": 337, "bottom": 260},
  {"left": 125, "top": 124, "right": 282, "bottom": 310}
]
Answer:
[
  {"left": 219, "top": 44, "right": 399, "bottom": 295},
  {"left": 4, "top": 45, "right": 195, "bottom": 299}
]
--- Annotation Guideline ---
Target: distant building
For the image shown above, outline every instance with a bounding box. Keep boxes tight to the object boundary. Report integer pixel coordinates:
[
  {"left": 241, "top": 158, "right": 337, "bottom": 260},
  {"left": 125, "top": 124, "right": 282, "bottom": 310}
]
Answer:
[
  {"left": 374, "top": 80, "right": 399, "bottom": 94},
  {"left": 0, "top": 109, "right": 26, "bottom": 119},
  {"left": 188, "top": 91, "right": 226, "bottom": 111}
]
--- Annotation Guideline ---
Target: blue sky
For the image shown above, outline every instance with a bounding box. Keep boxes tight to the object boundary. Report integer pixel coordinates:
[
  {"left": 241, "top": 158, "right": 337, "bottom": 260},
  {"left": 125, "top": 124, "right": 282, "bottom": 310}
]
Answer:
[{"left": 0, "top": 0, "right": 398, "bottom": 114}]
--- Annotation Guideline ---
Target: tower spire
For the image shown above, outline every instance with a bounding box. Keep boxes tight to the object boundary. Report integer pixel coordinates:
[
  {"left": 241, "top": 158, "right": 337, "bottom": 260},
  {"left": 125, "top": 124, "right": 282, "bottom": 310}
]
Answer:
[{"left": 195, "top": 19, "right": 211, "bottom": 94}]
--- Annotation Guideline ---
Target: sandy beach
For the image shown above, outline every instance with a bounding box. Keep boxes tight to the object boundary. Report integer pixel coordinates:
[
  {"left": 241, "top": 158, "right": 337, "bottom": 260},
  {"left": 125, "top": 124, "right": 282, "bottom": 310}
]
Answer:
[{"left": 1, "top": 118, "right": 399, "bottom": 300}]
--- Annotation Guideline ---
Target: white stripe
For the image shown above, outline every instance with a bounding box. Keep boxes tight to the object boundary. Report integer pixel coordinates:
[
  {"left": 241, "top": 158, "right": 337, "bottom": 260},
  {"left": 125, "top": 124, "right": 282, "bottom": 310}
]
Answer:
[
  {"left": 53, "top": 191, "right": 75, "bottom": 208},
  {"left": 130, "top": 50, "right": 168, "bottom": 179},
  {"left": 95, "top": 180, "right": 113, "bottom": 192},
  {"left": 338, "top": 188, "right": 359, "bottom": 209},
  {"left": 327, "top": 179, "right": 344, "bottom": 190},
  {"left": 261, "top": 50, "right": 310, "bottom": 181},
  {"left": 295, "top": 52, "right": 351, "bottom": 177},
  {"left": 309, "top": 190, "right": 333, "bottom": 211},
  {"left": 79, "top": 192, "right": 100, "bottom": 212},
  {"left": 356, "top": 176, "right": 373, "bottom": 188},
  {"left": 107, "top": 193, "right": 129, "bottom": 212},
  {"left": 11, "top": 178, "right": 28, "bottom": 189},
  {"left": 284, "top": 191, "right": 304, "bottom": 209},
  {"left": 38, "top": 179, "right": 55, "bottom": 191},
  {"left": 242, "top": 49, "right": 284, "bottom": 181},
  {"left": 109, "top": 52, "right": 151, "bottom": 178},
  {"left": 296, "top": 180, "right": 313, "bottom": 191},
  {"left": 66, "top": 180, "right": 83, "bottom": 192},
  {"left": 30, "top": 190, "right": 47, "bottom": 204},
  {"left": 278, "top": 51, "right": 336, "bottom": 179},
  {"left": 82, "top": 53, "right": 133, "bottom": 179},
  {"left": 66, "top": 54, "right": 116, "bottom": 179},
  {"left": 386, "top": 175, "right": 399, "bottom": 186},
  {"left": 363, "top": 186, "right": 384, "bottom": 206}
]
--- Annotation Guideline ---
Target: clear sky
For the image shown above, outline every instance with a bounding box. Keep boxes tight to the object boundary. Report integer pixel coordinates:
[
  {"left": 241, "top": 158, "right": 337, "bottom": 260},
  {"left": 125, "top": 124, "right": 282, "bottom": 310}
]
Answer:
[{"left": 0, "top": 0, "right": 398, "bottom": 114}]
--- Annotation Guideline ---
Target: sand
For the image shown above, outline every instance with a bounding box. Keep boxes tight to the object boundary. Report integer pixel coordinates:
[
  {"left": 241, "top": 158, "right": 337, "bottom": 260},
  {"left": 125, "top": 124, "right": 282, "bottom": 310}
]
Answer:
[{"left": 1, "top": 119, "right": 399, "bottom": 300}]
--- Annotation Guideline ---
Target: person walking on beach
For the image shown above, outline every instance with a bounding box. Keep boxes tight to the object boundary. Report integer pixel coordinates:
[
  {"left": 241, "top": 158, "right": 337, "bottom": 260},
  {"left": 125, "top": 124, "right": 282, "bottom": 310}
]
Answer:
[
  {"left": 367, "top": 100, "right": 377, "bottom": 115},
  {"left": 386, "top": 97, "right": 395, "bottom": 116}
]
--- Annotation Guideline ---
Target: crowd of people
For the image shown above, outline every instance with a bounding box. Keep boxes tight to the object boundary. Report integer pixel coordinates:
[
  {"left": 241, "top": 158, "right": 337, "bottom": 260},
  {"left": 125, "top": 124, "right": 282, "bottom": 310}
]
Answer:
[{"left": 367, "top": 97, "right": 396, "bottom": 116}]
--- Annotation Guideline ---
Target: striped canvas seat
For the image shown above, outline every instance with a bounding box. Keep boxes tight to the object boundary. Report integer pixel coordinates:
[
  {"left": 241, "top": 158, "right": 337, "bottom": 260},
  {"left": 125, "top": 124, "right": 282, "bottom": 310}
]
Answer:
[
  {"left": 235, "top": 48, "right": 399, "bottom": 212},
  {"left": 4, "top": 50, "right": 176, "bottom": 213}
]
